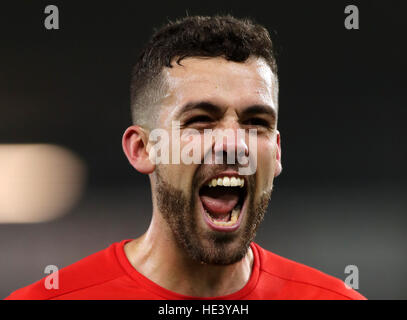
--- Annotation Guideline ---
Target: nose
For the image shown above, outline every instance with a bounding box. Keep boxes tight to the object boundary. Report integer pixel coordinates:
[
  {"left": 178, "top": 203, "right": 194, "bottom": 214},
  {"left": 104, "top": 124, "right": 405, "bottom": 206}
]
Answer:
[{"left": 212, "top": 121, "right": 249, "bottom": 162}]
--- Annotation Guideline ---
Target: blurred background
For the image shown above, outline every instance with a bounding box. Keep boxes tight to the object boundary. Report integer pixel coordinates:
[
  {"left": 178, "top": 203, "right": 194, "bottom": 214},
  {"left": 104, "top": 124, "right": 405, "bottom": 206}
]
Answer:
[{"left": 0, "top": 1, "right": 405, "bottom": 299}]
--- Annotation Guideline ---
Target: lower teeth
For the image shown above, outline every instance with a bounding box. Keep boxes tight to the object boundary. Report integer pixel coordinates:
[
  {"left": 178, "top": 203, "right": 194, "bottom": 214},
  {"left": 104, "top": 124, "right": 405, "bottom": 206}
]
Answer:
[{"left": 208, "top": 205, "right": 241, "bottom": 226}]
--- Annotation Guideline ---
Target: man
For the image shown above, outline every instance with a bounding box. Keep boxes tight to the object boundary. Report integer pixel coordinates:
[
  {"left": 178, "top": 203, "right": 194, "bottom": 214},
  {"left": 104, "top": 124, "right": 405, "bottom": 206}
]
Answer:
[{"left": 6, "top": 15, "right": 365, "bottom": 300}]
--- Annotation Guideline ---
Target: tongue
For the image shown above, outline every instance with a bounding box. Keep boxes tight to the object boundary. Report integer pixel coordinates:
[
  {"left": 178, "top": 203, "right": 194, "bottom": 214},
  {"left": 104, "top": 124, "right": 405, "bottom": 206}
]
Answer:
[{"left": 200, "top": 187, "right": 240, "bottom": 217}]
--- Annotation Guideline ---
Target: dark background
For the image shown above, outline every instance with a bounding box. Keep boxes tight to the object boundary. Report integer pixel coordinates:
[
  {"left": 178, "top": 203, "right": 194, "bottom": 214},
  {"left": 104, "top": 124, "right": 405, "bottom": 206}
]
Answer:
[{"left": 0, "top": 1, "right": 405, "bottom": 299}]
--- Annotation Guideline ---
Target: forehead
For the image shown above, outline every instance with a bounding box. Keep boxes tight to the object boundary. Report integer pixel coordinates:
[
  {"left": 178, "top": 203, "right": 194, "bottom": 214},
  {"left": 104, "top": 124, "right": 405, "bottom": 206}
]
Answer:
[{"left": 159, "top": 57, "right": 276, "bottom": 121}]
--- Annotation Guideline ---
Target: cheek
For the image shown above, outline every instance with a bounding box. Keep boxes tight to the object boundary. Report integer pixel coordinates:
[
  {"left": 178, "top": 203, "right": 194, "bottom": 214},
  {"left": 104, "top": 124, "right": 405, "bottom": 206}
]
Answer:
[
  {"left": 166, "top": 140, "right": 200, "bottom": 192},
  {"left": 163, "top": 163, "right": 195, "bottom": 191},
  {"left": 255, "top": 139, "right": 277, "bottom": 186},
  {"left": 257, "top": 138, "right": 275, "bottom": 166}
]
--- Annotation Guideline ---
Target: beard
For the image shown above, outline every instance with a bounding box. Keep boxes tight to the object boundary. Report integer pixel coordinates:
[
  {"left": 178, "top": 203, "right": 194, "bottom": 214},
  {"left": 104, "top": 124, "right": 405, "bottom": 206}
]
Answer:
[{"left": 155, "top": 165, "right": 272, "bottom": 265}]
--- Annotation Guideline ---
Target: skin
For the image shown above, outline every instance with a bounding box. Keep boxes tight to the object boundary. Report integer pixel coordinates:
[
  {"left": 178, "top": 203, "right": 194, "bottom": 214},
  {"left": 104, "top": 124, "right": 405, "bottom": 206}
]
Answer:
[{"left": 122, "top": 56, "right": 282, "bottom": 297}]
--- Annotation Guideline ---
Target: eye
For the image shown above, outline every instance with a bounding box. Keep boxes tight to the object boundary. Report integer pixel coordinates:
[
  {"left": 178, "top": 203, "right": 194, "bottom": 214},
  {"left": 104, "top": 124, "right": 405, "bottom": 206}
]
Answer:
[
  {"left": 184, "top": 115, "right": 213, "bottom": 126},
  {"left": 243, "top": 118, "right": 270, "bottom": 127}
]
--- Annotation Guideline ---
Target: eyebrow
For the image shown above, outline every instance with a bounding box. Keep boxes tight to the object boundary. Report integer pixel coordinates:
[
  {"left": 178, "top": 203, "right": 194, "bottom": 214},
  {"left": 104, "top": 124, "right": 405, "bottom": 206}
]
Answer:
[
  {"left": 175, "top": 101, "right": 224, "bottom": 119},
  {"left": 176, "top": 101, "right": 277, "bottom": 120}
]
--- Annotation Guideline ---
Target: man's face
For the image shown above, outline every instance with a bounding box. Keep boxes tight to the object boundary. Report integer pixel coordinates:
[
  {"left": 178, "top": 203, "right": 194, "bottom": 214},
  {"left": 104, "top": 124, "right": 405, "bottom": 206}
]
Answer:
[{"left": 151, "top": 56, "right": 281, "bottom": 265}]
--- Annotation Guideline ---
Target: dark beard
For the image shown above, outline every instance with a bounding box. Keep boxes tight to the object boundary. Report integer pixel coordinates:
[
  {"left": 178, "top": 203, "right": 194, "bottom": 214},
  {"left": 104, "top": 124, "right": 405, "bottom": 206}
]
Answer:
[{"left": 155, "top": 167, "right": 272, "bottom": 265}]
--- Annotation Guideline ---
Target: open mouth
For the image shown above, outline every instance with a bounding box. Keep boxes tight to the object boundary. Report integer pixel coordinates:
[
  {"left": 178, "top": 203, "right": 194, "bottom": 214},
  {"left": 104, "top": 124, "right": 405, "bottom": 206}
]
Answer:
[{"left": 198, "top": 174, "right": 248, "bottom": 232}]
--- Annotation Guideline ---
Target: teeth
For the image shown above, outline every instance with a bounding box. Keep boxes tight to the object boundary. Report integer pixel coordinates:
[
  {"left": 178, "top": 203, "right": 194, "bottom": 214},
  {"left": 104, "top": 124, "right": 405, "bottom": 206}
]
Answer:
[
  {"left": 208, "top": 176, "right": 245, "bottom": 188},
  {"left": 223, "top": 177, "right": 230, "bottom": 186},
  {"left": 210, "top": 205, "right": 241, "bottom": 226},
  {"left": 230, "top": 207, "right": 239, "bottom": 223}
]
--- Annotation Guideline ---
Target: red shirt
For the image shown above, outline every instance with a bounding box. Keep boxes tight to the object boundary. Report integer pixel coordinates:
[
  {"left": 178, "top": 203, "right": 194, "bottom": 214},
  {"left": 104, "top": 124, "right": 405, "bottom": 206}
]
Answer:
[{"left": 5, "top": 240, "right": 366, "bottom": 300}]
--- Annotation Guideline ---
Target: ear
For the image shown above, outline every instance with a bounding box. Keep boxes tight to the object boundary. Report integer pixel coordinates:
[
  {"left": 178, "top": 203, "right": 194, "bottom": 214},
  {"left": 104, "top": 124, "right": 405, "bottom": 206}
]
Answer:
[
  {"left": 122, "top": 125, "right": 155, "bottom": 174},
  {"left": 274, "top": 130, "right": 282, "bottom": 177}
]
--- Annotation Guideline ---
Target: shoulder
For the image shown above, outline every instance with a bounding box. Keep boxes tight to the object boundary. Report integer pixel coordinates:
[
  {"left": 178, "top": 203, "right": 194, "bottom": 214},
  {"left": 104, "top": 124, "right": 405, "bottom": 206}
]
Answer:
[
  {"left": 252, "top": 242, "right": 366, "bottom": 300},
  {"left": 5, "top": 240, "right": 127, "bottom": 300}
]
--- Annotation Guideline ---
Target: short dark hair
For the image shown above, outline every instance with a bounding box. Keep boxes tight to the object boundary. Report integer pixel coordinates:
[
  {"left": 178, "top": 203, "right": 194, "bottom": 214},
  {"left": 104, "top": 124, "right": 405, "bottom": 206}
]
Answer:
[{"left": 130, "top": 15, "right": 278, "bottom": 128}]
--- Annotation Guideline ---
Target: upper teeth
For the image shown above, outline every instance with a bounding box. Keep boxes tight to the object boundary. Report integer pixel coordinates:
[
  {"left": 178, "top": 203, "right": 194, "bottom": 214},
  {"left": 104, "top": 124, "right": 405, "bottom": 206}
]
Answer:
[{"left": 208, "top": 176, "right": 244, "bottom": 188}]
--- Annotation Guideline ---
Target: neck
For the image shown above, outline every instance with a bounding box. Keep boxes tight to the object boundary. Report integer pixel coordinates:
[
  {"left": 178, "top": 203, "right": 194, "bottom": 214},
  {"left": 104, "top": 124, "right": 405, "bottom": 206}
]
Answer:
[{"left": 124, "top": 212, "right": 254, "bottom": 297}]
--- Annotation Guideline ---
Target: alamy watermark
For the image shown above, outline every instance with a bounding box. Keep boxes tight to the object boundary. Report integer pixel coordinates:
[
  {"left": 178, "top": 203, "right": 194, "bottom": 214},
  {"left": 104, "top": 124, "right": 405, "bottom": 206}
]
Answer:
[
  {"left": 148, "top": 121, "right": 258, "bottom": 175},
  {"left": 344, "top": 264, "right": 359, "bottom": 289},
  {"left": 44, "top": 265, "right": 59, "bottom": 290},
  {"left": 344, "top": 5, "right": 359, "bottom": 30},
  {"left": 44, "top": 5, "right": 59, "bottom": 30}
]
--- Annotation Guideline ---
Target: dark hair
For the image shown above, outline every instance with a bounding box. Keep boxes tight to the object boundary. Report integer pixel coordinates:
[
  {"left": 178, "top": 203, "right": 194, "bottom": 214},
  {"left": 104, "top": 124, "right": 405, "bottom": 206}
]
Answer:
[{"left": 130, "top": 15, "right": 278, "bottom": 128}]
